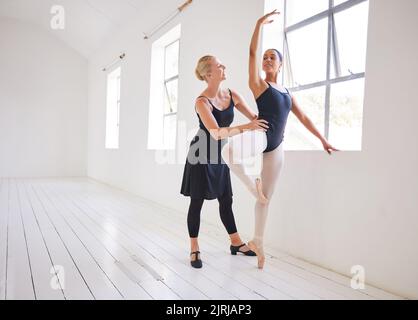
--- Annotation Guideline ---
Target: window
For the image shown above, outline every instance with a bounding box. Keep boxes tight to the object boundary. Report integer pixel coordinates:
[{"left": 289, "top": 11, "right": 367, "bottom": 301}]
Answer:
[
  {"left": 105, "top": 66, "right": 121, "bottom": 149},
  {"left": 275, "top": 0, "right": 369, "bottom": 150},
  {"left": 148, "top": 24, "right": 181, "bottom": 150}
]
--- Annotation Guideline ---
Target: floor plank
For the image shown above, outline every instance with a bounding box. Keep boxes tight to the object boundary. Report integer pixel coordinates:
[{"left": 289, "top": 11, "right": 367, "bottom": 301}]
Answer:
[
  {"left": 15, "top": 179, "right": 65, "bottom": 300},
  {"left": 6, "top": 179, "right": 35, "bottom": 300},
  {"left": 0, "top": 179, "right": 9, "bottom": 300}
]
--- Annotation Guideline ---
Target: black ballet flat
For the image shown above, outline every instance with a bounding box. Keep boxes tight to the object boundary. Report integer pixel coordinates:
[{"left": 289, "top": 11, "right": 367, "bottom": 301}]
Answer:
[
  {"left": 190, "top": 251, "right": 203, "bottom": 269},
  {"left": 230, "top": 244, "right": 257, "bottom": 256}
]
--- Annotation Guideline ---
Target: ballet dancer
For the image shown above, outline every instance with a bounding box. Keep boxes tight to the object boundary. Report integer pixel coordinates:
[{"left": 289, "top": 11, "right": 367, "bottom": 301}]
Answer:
[{"left": 221, "top": 10, "right": 339, "bottom": 269}]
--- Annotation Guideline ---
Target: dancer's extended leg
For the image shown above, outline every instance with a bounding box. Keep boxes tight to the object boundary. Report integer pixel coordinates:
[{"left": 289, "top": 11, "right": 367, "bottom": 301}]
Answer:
[{"left": 221, "top": 130, "right": 268, "bottom": 203}]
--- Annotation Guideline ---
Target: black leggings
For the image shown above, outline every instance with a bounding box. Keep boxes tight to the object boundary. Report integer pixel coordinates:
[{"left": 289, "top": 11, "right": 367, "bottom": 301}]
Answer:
[{"left": 187, "top": 195, "right": 238, "bottom": 238}]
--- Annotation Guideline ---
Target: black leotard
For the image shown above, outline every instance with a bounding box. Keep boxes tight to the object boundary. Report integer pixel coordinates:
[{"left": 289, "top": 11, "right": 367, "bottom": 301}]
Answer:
[{"left": 256, "top": 82, "right": 292, "bottom": 153}]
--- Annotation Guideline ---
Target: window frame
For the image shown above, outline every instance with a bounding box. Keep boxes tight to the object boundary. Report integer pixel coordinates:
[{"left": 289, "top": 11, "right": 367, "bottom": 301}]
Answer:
[
  {"left": 147, "top": 24, "right": 181, "bottom": 151},
  {"left": 283, "top": 0, "right": 368, "bottom": 140},
  {"left": 105, "top": 66, "right": 122, "bottom": 149},
  {"left": 116, "top": 74, "right": 121, "bottom": 128},
  {"left": 162, "top": 39, "right": 180, "bottom": 147}
]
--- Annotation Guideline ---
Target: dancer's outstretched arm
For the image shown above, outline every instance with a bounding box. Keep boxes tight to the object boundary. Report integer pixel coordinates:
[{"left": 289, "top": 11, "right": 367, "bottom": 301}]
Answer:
[
  {"left": 249, "top": 10, "right": 280, "bottom": 97},
  {"left": 290, "top": 96, "right": 339, "bottom": 154},
  {"left": 195, "top": 98, "right": 268, "bottom": 141},
  {"left": 230, "top": 89, "right": 258, "bottom": 121}
]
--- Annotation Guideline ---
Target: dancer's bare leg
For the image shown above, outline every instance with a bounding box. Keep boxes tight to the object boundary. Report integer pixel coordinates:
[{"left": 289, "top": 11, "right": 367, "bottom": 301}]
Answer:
[
  {"left": 221, "top": 130, "right": 268, "bottom": 203},
  {"left": 249, "top": 143, "right": 285, "bottom": 269}
]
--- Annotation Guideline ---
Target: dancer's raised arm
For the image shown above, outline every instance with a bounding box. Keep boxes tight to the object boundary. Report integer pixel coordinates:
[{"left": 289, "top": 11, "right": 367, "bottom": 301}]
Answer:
[{"left": 249, "top": 10, "right": 280, "bottom": 96}]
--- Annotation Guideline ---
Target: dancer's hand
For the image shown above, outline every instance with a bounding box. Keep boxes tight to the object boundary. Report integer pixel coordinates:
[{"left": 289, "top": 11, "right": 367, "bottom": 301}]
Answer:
[
  {"left": 245, "top": 118, "right": 269, "bottom": 132},
  {"left": 257, "top": 9, "right": 280, "bottom": 25},
  {"left": 322, "top": 140, "right": 340, "bottom": 155}
]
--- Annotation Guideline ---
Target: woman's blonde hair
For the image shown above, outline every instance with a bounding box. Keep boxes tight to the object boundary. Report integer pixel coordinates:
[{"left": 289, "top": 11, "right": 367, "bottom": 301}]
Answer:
[{"left": 195, "top": 55, "right": 215, "bottom": 81}]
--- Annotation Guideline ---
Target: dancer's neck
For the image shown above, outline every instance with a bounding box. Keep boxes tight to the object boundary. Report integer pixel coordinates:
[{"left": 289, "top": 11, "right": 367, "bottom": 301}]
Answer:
[
  {"left": 265, "top": 73, "right": 278, "bottom": 84},
  {"left": 205, "top": 81, "right": 223, "bottom": 99}
]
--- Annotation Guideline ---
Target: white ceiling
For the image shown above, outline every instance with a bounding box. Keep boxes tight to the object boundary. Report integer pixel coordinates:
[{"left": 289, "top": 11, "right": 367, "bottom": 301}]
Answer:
[{"left": 0, "top": 0, "right": 149, "bottom": 58}]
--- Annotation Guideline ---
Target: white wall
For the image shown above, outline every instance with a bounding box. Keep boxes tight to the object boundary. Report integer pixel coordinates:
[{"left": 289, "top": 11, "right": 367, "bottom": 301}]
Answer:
[
  {"left": 0, "top": 17, "right": 87, "bottom": 177},
  {"left": 87, "top": 0, "right": 418, "bottom": 299}
]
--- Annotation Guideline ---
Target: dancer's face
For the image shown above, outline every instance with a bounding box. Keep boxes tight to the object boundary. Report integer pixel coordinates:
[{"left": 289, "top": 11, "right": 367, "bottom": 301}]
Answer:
[
  {"left": 207, "top": 58, "right": 226, "bottom": 83},
  {"left": 262, "top": 50, "right": 282, "bottom": 74}
]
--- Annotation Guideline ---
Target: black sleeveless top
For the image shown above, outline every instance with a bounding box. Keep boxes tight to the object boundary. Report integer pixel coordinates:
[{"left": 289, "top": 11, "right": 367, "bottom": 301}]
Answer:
[
  {"left": 195, "top": 92, "right": 235, "bottom": 163},
  {"left": 180, "top": 90, "right": 235, "bottom": 200},
  {"left": 256, "top": 82, "right": 292, "bottom": 152}
]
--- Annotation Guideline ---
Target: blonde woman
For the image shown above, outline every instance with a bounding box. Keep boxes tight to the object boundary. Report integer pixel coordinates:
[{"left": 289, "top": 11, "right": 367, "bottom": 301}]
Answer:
[{"left": 181, "top": 55, "right": 268, "bottom": 268}]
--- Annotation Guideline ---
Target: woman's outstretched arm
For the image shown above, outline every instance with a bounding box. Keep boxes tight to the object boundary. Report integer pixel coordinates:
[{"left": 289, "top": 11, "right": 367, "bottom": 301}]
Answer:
[
  {"left": 196, "top": 98, "right": 268, "bottom": 141},
  {"left": 290, "top": 96, "right": 339, "bottom": 154},
  {"left": 230, "top": 89, "right": 258, "bottom": 121}
]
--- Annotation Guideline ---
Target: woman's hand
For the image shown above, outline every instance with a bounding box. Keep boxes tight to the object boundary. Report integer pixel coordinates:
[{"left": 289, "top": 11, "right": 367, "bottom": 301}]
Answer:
[
  {"left": 257, "top": 9, "right": 280, "bottom": 25},
  {"left": 322, "top": 139, "right": 340, "bottom": 155},
  {"left": 245, "top": 118, "right": 269, "bottom": 132}
]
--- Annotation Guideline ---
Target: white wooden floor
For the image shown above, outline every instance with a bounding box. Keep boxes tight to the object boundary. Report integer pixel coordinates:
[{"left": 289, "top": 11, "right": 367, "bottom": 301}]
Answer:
[{"left": 0, "top": 178, "right": 404, "bottom": 300}]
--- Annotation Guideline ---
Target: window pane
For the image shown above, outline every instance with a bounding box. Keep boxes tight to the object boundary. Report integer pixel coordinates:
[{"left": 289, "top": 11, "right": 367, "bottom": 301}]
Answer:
[
  {"left": 286, "top": 86, "right": 326, "bottom": 150},
  {"left": 333, "top": 1, "right": 369, "bottom": 77},
  {"left": 164, "top": 78, "right": 178, "bottom": 114},
  {"left": 163, "top": 114, "right": 177, "bottom": 150},
  {"left": 116, "top": 76, "right": 121, "bottom": 101},
  {"left": 148, "top": 24, "right": 181, "bottom": 150},
  {"left": 333, "top": 0, "right": 347, "bottom": 7},
  {"left": 164, "top": 40, "right": 179, "bottom": 79},
  {"left": 286, "top": 0, "right": 329, "bottom": 26},
  {"left": 286, "top": 18, "right": 328, "bottom": 86},
  {"left": 106, "top": 67, "right": 121, "bottom": 149},
  {"left": 329, "top": 78, "right": 365, "bottom": 150},
  {"left": 116, "top": 102, "right": 120, "bottom": 127}
]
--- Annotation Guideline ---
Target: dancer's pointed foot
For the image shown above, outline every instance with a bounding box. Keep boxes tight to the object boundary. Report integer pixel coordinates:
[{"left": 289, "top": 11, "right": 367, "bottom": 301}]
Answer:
[
  {"left": 255, "top": 178, "right": 268, "bottom": 204},
  {"left": 248, "top": 241, "right": 265, "bottom": 269}
]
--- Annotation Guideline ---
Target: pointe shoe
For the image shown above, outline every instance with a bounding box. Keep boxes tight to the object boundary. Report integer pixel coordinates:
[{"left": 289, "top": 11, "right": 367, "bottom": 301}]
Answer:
[
  {"left": 248, "top": 241, "right": 265, "bottom": 269},
  {"left": 255, "top": 178, "right": 268, "bottom": 204}
]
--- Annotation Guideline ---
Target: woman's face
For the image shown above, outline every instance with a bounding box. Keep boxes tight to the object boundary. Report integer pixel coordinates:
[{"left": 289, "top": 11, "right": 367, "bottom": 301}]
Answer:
[
  {"left": 207, "top": 58, "right": 226, "bottom": 82},
  {"left": 262, "top": 50, "right": 282, "bottom": 74}
]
